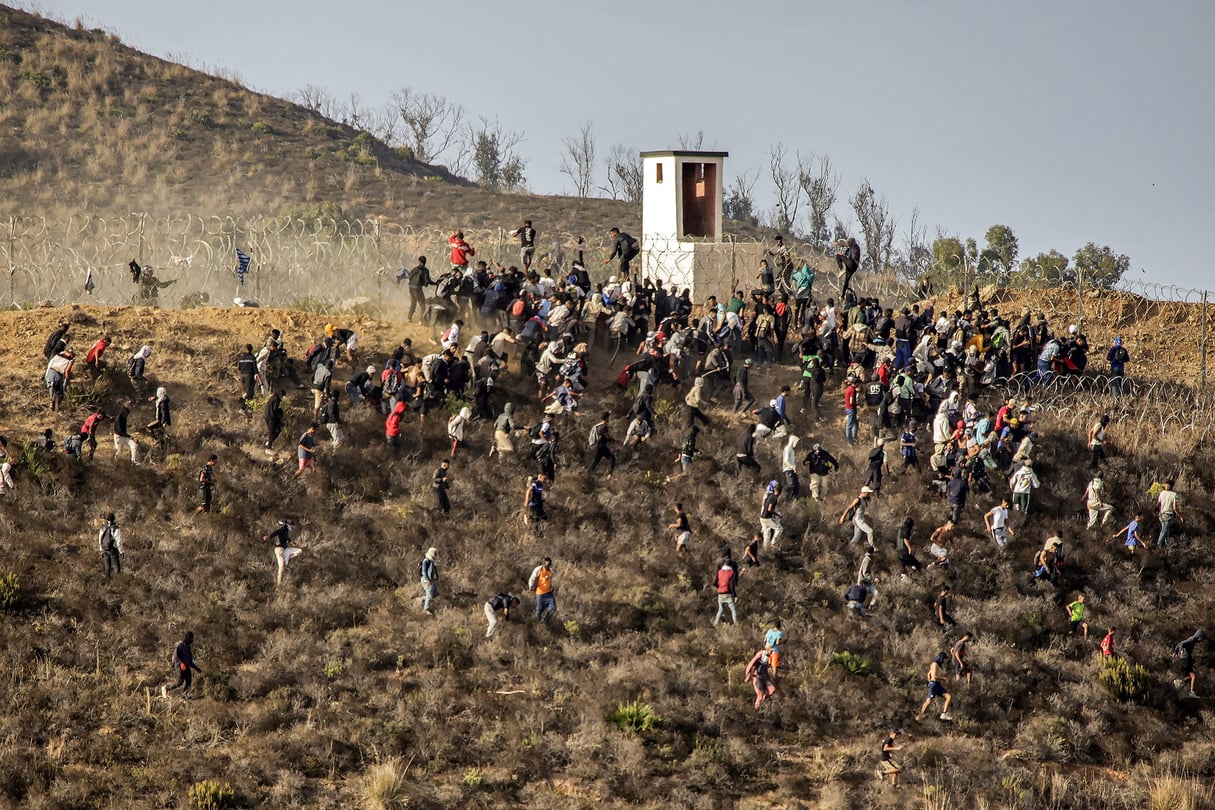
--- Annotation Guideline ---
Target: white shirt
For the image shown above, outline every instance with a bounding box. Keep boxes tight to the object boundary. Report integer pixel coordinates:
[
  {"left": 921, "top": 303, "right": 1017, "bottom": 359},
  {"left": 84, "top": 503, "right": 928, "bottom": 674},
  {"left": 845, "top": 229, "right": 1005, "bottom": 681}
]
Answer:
[{"left": 987, "top": 506, "right": 1008, "bottom": 530}]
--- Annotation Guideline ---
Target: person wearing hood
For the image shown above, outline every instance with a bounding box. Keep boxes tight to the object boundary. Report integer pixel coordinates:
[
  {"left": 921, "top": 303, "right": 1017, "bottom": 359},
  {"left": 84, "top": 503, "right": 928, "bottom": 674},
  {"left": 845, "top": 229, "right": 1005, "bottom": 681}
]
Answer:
[
  {"left": 385, "top": 400, "right": 407, "bottom": 455},
  {"left": 146, "top": 386, "right": 172, "bottom": 435},
  {"left": 128, "top": 345, "right": 152, "bottom": 380},
  {"left": 490, "top": 402, "right": 518, "bottom": 459},
  {"left": 447, "top": 406, "right": 471, "bottom": 457},
  {"left": 1174, "top": 629, "right": 1207, "bottom": 698},
  {"left": 419, "top": 547, "right": 439, "bottom": 615},
  {"left": 781, "top": 434, "right": 801, "bottom": 497},
  {"left": 264, "top": 389, "right": 285, "bottom": 450},
  {"left": 1107, "top": 336, "right": 1130, "bottom": 397},
  {"left": 684, "top": 376, "right": 712, "bottom": 429},
  {"left": 760, "top": 480, "right": 783, "bottom": 548}
]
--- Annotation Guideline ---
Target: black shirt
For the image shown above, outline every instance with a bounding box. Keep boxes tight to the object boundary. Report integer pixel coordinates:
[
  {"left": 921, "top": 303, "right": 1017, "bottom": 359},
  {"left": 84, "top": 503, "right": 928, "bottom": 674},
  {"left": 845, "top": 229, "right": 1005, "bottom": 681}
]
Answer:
[{"left": 267, "top": 524, "right": 291, "bottom": 548}]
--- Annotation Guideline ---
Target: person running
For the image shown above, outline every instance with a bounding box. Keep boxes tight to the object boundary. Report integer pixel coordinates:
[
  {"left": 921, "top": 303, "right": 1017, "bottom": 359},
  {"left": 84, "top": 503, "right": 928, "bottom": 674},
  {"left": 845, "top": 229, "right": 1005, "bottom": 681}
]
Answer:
[
  {"left": 264, "top": 390, "right": 285, "bottom": 450},
  {"left": 744, "top": 646, "right": 776, "bottom": 710},
  {"left": 1087, "top": 413, "right": 1110, "bottom": 470},
  {"left": 112, "top": 404, "right": 138, "bottom": 464},
  {"left": 896, "top": 517, "right": 922, "bottom": 572},
  {"left": 1084, "top": 473, "right": 1114, "bottom": 530},
  {"left": 587, "top": 411, "right": 617, "bottom": 478},
  {"left": 510, "top": 220, "right": 537, "bottom": 269},
  {"left": 236, "top": 344, "right": 260, "bottom": 401},
  {"left": 529, "top": 557, "right": 556, "bottom": 621},
  {"left": 195, "top": 455, "right": 217, "bottom": 515},
  {"left": 1100, "top": 627, "right": 1116, "bottom": 658},
  {"left": 1009, "top": 460, "right": 1040, "bottom": 514},
  {"left": 915, "top": 653, "right": 953, "bottom": 721},
  {"left": 147, "top": 386, "right": 173, "bottom": 438},
  {"left": 760, "top": 481, "right": 783, "bottom": 549},
  {"left": 1155, "top": 479, "right": 1182, "bottom": 549},
  {"left": 838, "top": 487, "right": 876, "bottom": 545},
  {"left": 484, "top": 592, "right": 520, "bottom": 638},
  {"left": 713, "top": 558, "right": 739, "bottom": 626},
  {"left": 80, "top": 408, "right": 109, "bottom": 461},
  {"left": 432, "top": 460, "right": 452, "bottom": 514},
  {"left": 161, "top": 631, "right": 202, "bottom": 698},
  {"left": 385, "top": 400, "right": 407, "bottom": 455},
  {"left": 403, "top": 256, "right": 433, "bottom": 321},
  {"left": 1065, "top": 594, "right": 1088, "bottom": 640},
  {"left": 292, "top": 422, "right": 322, "bottom": 480},
  {"left": 490, "top": 402, "right": 519, "bottom": 460},
  {"left": 803, "top": 442, "right": 839, "bottom": 501},
  {"left": 98, "top": 512, "right": 124, "bottom": 580},
  {"left": 879, "top": 728, "right": 905, "bottom": 786},
  {"left": 1173, "top": 629, "right": 1206, "bottom": 698},
  {"left": 1111, "top": 513, "right": 1145, "bottom": 554},
  {"left": 419, "top": 547, "right": 439, "bottom": 615},
  {"left": 668, "top": 502, "right": 692, "bottom": 557},
  {"left": 764, "top": 620, "right": 785, "bottom": 682},
  {"left": 934, "top": 584, "right": 957, "bottom": 631},
  {"left": 735, "top": 424, "right": 761, "bottom": 478},
  {"left": 524, "top": 474, "right": 547, "bottom": 526},
  {"left": 603, "top": 227, "right": 640, "bottom": 280},
  {"left": 984, "top": 498, "right": 1014, "bottom": 549},
  {"left": 950, "top": 632, "right": 974, "bottom": 686},
  {"left": 263, "top": 519, "right": 303, "bottom": 586}
]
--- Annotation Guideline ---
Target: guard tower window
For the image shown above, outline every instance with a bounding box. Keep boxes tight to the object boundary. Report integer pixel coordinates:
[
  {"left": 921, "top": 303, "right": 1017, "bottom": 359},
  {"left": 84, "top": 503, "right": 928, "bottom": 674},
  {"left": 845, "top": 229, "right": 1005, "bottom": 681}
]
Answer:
[{"left": 656, "top": 163, "right": 663, "bottom": 183}]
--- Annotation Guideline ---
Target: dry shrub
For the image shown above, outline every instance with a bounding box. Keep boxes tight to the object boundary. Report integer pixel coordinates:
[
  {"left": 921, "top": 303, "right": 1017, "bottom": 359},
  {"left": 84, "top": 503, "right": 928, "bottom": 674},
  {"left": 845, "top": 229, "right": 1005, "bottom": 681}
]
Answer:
[
  {"left": 1148, "top": 775, "right": 1214, "bottom": 810},
  {"left": 359, "top": 759, "right": 409, "bottom": 810}
]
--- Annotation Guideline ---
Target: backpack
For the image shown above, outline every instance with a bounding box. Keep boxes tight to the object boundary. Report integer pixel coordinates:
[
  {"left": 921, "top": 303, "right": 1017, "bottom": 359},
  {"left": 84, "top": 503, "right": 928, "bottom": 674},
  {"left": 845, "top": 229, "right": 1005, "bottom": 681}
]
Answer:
[
  {"left": 101, "top": 524, "right": 118, "bottom": 553},
  {"left": 305, "top": 343, "right": 327, "bottom": 371},
  {"left": 843, "top": 500, "right": 860, "bottom": 522},
  {"left": 588, "top": 422, "right": 605, "bottom": 448}
]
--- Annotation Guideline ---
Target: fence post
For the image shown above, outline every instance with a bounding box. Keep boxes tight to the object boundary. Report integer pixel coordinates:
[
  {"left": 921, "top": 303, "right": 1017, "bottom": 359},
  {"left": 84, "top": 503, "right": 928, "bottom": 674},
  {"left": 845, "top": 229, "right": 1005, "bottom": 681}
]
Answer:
[
  {"left": 138, "top": 213, "right": 145, "bottom": 266},
  {"left": 6, "top": 216, "right": 14, "bottom": 308},
  {"left": 1202, "top": 290, "right": 1208, "bottom": 391}
]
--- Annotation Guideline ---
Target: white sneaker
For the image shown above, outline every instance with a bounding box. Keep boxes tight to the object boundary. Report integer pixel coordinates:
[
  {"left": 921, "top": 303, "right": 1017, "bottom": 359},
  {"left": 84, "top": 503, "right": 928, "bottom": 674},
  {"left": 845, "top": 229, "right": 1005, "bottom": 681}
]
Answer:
[
  {"left": 939, "top": 712, "right": 952, "bottom": 721},
  {"left": 1189, "top": 691, "right": 1200, "bottom": 699}
]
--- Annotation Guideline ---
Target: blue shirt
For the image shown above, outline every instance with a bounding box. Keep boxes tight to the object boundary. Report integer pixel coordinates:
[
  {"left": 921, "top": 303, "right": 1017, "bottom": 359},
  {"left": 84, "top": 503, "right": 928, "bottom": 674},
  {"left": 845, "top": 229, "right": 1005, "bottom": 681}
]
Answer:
[
  {"left": 764, "top": 628, "right": 784, "bottom": 653},
  {"left": 1124, "top": 520, "right": 1140, "bottom": 547},
  {"left": 774, "top": 394, "right": 789, "bottom": 424}
]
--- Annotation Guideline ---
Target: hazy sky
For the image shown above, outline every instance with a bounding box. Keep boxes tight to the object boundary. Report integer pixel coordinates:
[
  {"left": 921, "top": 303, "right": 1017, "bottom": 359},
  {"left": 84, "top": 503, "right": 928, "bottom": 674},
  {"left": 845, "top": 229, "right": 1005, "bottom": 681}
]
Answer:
[{"left": 20, "top": 0, "right": 1215, "bottom": 289}]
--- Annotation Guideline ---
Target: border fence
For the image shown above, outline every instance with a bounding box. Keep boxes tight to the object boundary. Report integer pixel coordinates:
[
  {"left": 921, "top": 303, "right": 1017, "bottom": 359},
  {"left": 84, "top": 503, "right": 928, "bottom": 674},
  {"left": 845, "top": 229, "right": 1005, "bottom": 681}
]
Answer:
[{"left": 4, "top": 214, "right": 1212, "bottom": 433}]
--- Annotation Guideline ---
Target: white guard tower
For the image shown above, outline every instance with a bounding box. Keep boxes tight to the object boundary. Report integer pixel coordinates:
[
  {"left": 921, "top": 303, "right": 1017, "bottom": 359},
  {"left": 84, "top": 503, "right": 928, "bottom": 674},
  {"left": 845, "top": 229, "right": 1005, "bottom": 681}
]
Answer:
[{"left": 640, "top": 150, "right": 730, "bottom": 301}]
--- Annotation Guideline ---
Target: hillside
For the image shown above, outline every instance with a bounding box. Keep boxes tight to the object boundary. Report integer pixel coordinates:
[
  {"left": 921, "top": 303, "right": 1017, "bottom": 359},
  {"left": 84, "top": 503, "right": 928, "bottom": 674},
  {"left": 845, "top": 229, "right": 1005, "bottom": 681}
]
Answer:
[
  {"left": 0, "top": 4, "right": 647, "bottom": 237},
  {"left": 0, "top": 302, "right": 1213, "bottom": 808}
]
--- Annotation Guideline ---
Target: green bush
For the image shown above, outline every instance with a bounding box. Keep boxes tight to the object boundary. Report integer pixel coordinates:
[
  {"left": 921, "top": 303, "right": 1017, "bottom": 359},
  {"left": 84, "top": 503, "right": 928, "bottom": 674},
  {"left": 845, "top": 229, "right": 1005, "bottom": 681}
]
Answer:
[
  {"left": 0, "top": 571, "right": 19, "bottom": 611},
  {"left": 0, "top": 46, "right": 21, "bottom": 65},
  {"left": 830, "top": 650, "right": 872, "bottom": 676},
  {"left": 189, "top": 109, "right": 213, "bottom": 128},
  {"left": 187, "top": 780, "right": 236, "bottom": 809},
  {"left": 250, "top": 121, "right": 272, "bottom": 135},
  {"left": 1099, "top": 656, "right": 1149, "bottom": 703},
  {"left": 22, "top": 70, "right": 51, "bottom": 90},
  {"left": 608, "top": 699, "right": 662, "bottom": 733}
]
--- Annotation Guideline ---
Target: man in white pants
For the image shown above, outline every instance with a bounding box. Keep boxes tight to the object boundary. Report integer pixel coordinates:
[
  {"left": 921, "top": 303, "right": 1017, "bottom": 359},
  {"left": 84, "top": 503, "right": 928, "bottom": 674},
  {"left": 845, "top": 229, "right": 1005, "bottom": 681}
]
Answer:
[
  {"left": 484, "top": 593, "right": 520, "bottom": 638},
  {"left": 263, "top": 519, "right": 302, "bottom": 586}
]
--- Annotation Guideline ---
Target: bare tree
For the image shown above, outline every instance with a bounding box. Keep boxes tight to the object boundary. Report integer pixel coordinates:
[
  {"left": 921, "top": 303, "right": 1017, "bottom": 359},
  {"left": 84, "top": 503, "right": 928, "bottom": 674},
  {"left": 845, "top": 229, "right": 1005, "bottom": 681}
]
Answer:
[
  {"left": 899, "top": 206, "right": 931, "bottom": 283},
  {"left": 677, "top": 130, "right": 706, "bottom": 150},
  {"left": 559, "top": 121, "right": 597, "bottom": 198},
  {"left": 797, "top": 152, "right": 840, "bottom": 248},
  {"left": 294, "top": 84, "right": 338, "bottom": 119},
  {"left": 390, "top": 88, "right": 466, "bottom": 166},
  {"left": 723, "top": 169, "right": 760, "bottom": 225},
  {"left": 362, "top": 101, "right": 401, "bottom": 147},
  {"left": 600, "top": 144, "right": 643, "bottom": 203},
  {"left": 850, "top": 180, "right": 897, "bottom": 274},
  {"left": 768, "top": 143, "right": 800, "bottom": 235},
  {"left": 466, "top": 117, "right": 527, "bottom": 191}
]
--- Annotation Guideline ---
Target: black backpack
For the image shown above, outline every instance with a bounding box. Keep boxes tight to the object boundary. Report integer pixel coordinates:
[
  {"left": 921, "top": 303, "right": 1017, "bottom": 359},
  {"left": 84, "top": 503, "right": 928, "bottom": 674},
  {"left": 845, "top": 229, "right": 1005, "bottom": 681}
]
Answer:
[{"left": 101, "top": 524, "right": 118, "bottom": 553}]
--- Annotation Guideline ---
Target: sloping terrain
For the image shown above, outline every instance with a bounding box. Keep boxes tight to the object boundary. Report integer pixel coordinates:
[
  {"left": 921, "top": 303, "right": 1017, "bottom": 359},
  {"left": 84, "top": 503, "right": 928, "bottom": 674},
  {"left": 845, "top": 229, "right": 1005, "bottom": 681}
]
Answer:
[{"left": 0, "top": 301, "right": 1212, "bottom": 808}]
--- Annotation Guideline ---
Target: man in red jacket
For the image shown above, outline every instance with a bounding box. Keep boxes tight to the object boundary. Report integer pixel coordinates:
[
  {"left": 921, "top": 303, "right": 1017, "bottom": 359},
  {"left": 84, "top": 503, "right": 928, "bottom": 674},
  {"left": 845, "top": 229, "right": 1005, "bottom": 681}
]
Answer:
[
  {"left": 385, "top": 401, "right": 406, "bottom": 455},
  {"left": 449, "top": 230, "right": 474, "bottom": 274}
]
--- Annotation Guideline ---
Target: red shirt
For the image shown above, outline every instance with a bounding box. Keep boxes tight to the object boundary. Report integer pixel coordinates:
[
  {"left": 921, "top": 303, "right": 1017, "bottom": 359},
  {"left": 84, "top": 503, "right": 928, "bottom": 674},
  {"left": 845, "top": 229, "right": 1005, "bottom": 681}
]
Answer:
[
  {"left": 86, "top": 339, "right": 108, "bottom": 365},
  {"left": 449, "top": 235, "right": 474, "bottom": 267},
  {"left": 1100, "top": 633, "right": 1115, "bottom": 656},
  {"left": 82, "top": 413, "right": 104, "bottom": 435},
  {"left": 844, "top": 384, "right": 857, "bottom": 410}
]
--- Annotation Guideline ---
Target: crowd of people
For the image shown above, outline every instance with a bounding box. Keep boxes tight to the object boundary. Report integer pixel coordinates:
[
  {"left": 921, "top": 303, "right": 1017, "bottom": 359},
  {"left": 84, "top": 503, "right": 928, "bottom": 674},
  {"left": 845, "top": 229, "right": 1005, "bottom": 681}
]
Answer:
[{"left": 23, "top": 224, "right": 1206, "bottom": 780}]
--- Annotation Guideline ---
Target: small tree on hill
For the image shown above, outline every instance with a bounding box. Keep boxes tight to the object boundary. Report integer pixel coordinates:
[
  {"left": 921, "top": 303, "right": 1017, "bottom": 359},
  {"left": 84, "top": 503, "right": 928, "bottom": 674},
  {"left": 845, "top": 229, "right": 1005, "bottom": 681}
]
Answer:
[
  {"left": 468, "top": 117, "right": 526, "bottom": 191},
  {"left": 1014, "top": 249, "right": 1070, "bottom": 288},
  {"left": 723, "top": 170, "right": 760, "bottom": 226},
  {"left": 768, "top": 142, "right": 800, "bottom": 235},
  {"left": 798, "top": 152, "right": 840, "bottom": 249},
  {"left": 559, "top": 120, "right": 596, "bottom": 198},
  {"left": 1073, "top": 242, "right": 1130, "bottom": 290},
  {"left": 850, "top": 180, "right": 896, "bottom": 274},
  {"left": 978, "top": 224, "right": 1019, "bottom": 285},
  {"left": 600, "top": 144, "right": 643, "bottom": 203},
  {"left": 390, "top": 87, "right": 465, "bottom": 166}
]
